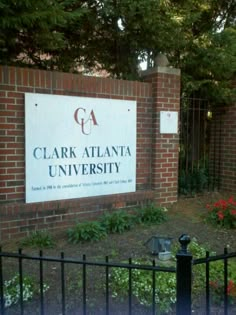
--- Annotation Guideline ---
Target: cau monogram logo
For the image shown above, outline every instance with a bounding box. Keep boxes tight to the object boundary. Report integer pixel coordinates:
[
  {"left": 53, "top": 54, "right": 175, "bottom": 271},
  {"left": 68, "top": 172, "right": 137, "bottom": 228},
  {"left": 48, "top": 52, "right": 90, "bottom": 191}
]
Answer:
[{"left": 74, "top": 107, "right": 98, "bottom": 135}]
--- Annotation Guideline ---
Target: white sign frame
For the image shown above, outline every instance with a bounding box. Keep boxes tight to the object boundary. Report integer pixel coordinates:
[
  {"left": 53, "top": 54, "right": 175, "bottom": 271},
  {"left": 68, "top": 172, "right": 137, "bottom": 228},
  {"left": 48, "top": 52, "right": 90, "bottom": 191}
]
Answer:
[{"left": 25, "top": 93, "right": 136, "bottom": 203}]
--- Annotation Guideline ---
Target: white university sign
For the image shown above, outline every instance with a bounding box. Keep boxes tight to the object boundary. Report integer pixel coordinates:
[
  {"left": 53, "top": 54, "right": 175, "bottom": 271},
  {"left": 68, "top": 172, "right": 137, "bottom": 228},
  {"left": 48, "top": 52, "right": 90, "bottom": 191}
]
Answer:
[{"left": 25, "top": 93, "right": 136, "bottom": 203}]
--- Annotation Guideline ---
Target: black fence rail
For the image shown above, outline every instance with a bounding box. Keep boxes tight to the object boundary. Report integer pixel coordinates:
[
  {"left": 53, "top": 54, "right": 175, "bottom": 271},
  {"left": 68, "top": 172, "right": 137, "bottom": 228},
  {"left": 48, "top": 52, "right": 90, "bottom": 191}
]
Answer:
[
  {"left": 0, "top": 247, "right": 176, "bottom": 315},
  {"left": 179, "top": 98, "right": 224, "bottom": 195},
  {"left": 193, "top": 249, "right": 236, "bottom": 315},
  {"left": 0, "top": 235, "right": 236, "bottom": 315}
]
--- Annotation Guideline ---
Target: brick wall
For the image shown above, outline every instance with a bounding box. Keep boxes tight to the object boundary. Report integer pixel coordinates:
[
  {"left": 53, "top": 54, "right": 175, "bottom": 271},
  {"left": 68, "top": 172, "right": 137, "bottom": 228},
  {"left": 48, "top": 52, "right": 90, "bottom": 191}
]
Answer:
[
  {"left": 0, "top": 65, "right": 181, "bottom": 240},
  {"left": 210, "top": 104, "right": 236, "bottom": 192}
]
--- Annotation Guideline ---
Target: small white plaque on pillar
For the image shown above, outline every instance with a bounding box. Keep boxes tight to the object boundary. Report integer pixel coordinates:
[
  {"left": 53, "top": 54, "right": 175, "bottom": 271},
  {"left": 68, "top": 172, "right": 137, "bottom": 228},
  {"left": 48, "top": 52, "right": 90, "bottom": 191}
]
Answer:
[{"left": 160, "top": 111, "right": 178, "bottom": 134}]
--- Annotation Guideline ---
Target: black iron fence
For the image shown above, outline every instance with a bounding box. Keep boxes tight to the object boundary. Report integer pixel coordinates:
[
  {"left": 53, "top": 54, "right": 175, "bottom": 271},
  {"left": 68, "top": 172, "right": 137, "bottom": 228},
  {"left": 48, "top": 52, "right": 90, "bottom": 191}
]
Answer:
[
  {"left": 193, "top": 248, "right": 236, "bottom": 315},
  {"left": 179, "top": 98, "right": 223, "bottom": 195},
  {"left": 0, "top": 235, "right": 236, "bottom": 315}
]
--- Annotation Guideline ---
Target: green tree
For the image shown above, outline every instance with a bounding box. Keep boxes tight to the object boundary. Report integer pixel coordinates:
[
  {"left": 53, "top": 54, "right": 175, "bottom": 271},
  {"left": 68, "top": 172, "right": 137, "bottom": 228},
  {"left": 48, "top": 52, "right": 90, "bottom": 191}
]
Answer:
[
  {"left": 0, "top": 0, "right": 235, "bottom": 102},
  {"left": 0, "top": 0, "right": 86, "bottom": 70},
  {"left": 167, "top": 0, "right": 236, "bottom": 102}
]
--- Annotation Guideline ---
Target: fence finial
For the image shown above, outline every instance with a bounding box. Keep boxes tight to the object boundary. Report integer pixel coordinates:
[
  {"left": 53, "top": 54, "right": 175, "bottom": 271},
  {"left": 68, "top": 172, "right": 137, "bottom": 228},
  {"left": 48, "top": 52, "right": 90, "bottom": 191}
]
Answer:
[{"left": 179, "top": 234, "right": 191, "bottom": 253}]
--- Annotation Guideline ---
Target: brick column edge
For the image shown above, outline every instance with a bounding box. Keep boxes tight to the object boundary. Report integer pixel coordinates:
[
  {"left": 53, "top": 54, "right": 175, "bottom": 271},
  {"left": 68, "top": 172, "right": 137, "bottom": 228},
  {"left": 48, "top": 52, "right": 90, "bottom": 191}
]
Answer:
[{"left": 142, "top": 66, "right": 181, "bottom": 205}]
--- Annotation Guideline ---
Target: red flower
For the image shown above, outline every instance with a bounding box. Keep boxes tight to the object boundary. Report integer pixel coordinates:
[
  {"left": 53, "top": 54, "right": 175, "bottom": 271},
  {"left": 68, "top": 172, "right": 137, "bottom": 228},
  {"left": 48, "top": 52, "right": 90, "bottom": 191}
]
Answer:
[
  {"left": 217, "top": 211, "right": 224, "bottom": 220},
  {"left": 228, "top": 196, "right": 236, "bottom": 206},
  {"left": 206, "top": 197, "right": 236, "bottom": 227},
  {"left": 227, "top": 280, "right": 236, "bottom": 296},
  {"left": 214, "top": 199, "right": 228, "bottom": 210},
  {"left": 220, "top": 200, "right": 228, "bottom": 210},
  {"left": 228, "top": 196, "right": 234, "bottom": 203}
]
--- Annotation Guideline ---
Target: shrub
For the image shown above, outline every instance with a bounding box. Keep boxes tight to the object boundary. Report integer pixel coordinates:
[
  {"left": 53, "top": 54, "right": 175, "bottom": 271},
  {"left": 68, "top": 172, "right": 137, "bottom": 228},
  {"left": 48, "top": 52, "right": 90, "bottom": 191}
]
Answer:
[
  {"left": 100, "top": 210, "right": 135, "bottom": 234},
  {"left": 67, "top": 221, "right": 107, "bottom": 243},
  {"left": 136, "top": 204, "right": 168, "bottom": 224},
  {"left": 209, "top": 261, "right": 236, "bottom": 305},
  {"left": 111, "top": 240, "right": 236, "bottom": 313},
  {"left": 205, "top": 196, "right": 236, "bottom": 228},
  {"left": 110, "top": 259, "right": 176, "bottom": 314},
  {"left": 185, "top": 240, "right": 236, "bottom": 307},
  {"left": 3, "top": 274, "right": 49, "bottom": 308},
  {"left": 178, "top": 165, "right": 209, "bottom": 196},
  {"left": 20, "top": 230, "right": 55, "bottom": 249},
  {"left": 67, "top": 205, "right": 169, "bottom": 243},
  {"left": 111, "top": 239, "right": 205, "bottom": 314}
]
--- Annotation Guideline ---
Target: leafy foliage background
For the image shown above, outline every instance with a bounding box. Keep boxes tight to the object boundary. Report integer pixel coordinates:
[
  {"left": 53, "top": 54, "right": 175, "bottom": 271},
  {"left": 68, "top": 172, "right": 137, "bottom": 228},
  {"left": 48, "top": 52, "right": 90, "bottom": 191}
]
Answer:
[{"left": 0, "top": 0, "right": 235, "bottom": 102}]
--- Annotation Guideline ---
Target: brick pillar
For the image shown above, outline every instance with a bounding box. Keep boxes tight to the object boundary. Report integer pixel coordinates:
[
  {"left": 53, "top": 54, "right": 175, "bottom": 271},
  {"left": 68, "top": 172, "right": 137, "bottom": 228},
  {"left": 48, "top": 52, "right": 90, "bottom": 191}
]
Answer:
[
  {"left": 142, "top": 66, "right": 181, "bottom": 204},
  {"left": 211, "top": 104, "right": 236, "bottom": 192}
]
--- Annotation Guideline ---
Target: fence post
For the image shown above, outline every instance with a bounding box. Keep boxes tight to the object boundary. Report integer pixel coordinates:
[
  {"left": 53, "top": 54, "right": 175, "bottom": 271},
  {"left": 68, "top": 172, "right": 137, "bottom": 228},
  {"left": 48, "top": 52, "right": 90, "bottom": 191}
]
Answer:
[{"left": 176, "top": 234, "right": 192, "bottom": 315}]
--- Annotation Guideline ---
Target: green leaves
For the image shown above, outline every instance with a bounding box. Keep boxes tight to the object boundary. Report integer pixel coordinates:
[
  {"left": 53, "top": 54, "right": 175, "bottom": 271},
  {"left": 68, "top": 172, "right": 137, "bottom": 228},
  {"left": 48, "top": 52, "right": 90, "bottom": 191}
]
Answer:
[
  {"left": 0, "top": 0, "right": 88, "bottom": 69},
  {"left": 4, "top": 275, "right": 34, "bottom": 308},
  {"left": 3, "top": 274, "right": 49, "bottom": 308},
  {"left": 178, "top": 165, "right": 209, "bottom": 196},
  {"left": 67, "top": 205, "right": 169, "bottom": 244},
  {"left": 136, "top": 204, "right": 168, "bottom": 225},
  {"left": 111, "top": 240, "right": 236, "bottom": 312},
  {"left": 111, "top": 260, "right": 176, "bottom": 314},
  {"left": 67, "top": 221, "right": 107, "bottom": 243},
  {"left": 20, "top": 230, "right": 56, "bottom": 249},
  {"left": 100, "top": 210, "right": 135, "bottom": 234},
  {"left": 0, "top": 0, "right": 235, "bottom": 102},
  {"left": 0, "top": 0, "right": 66, "bottom": 65}
]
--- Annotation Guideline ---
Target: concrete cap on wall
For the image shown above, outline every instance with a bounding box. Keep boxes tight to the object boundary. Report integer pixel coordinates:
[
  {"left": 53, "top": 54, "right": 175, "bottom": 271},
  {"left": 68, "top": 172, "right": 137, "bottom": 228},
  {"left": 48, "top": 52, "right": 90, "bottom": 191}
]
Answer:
[{"left": 141, "top": 53, "right": 181, "bottom": 77}]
